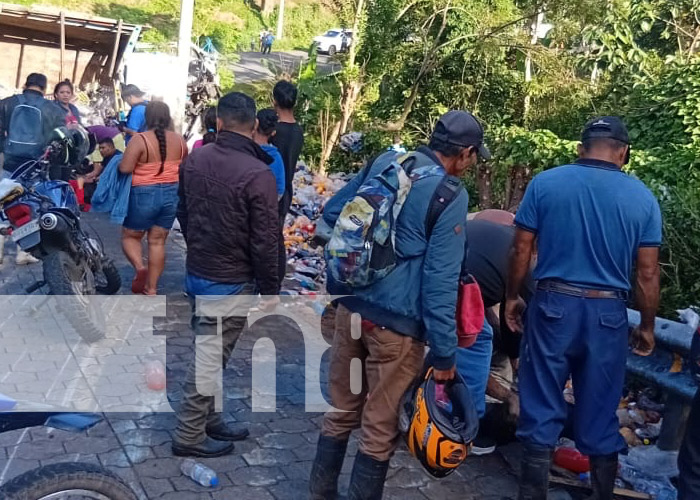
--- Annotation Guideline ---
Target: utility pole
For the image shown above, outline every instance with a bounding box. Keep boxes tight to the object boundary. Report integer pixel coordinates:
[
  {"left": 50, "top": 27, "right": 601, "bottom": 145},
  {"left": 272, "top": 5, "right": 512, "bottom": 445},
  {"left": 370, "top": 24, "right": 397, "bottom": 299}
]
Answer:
[
  {"left": 276, "top": 0, "right": 285, "bottom": 39},
  {"left": 173, "top": 0, "right": 195, "bottom": 133}
]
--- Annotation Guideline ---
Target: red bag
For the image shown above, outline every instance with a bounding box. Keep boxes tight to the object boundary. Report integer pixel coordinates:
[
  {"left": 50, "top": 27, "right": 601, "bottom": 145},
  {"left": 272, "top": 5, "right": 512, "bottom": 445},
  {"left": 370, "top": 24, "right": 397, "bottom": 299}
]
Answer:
[{"left": 456, "top": 275, "right": 485, "bottom": 348}]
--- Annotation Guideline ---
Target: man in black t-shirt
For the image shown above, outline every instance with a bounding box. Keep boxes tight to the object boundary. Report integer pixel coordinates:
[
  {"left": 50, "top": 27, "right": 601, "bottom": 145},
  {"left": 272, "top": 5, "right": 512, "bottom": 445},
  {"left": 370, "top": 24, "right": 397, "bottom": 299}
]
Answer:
[
  {"left": 271, "top": 81, "right": 304, "bottom": 283},
  {"left": 461, "top": 214, "right": 535, "bottom": 453},
  {"left": 272, "top": 81, "right": 304, "bottom": 218}
]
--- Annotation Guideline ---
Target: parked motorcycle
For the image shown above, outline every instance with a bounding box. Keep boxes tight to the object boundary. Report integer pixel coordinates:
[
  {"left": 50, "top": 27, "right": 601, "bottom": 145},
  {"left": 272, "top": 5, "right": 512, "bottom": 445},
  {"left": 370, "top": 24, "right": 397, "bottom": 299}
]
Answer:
[
  {"left": 0, "top": 394, "right": 138, "bottom": 500},
  {"left": 0, "top": 127, "right": 122, "bottom": 343}
]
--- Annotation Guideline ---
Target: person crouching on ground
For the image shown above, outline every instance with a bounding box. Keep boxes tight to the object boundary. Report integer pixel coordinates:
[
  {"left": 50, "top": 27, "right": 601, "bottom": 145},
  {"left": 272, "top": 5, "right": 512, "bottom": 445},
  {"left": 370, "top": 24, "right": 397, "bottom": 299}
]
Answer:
[{"left": 118, "top": 101, "right": 188, "bottom": 295}]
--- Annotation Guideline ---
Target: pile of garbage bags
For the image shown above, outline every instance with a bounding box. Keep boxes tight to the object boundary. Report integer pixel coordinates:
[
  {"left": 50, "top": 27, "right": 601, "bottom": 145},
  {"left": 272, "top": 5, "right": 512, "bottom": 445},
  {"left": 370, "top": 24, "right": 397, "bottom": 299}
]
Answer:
[{"left": 283, "top": 163, "right": 350, "bottom": 294}]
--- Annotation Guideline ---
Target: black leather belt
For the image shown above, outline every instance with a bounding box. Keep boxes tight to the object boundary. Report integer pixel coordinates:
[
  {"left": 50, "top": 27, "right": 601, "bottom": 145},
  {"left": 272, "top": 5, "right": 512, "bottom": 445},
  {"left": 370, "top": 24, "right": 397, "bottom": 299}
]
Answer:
[{"left": 537, "top": 280, "right": 628, "bottom": 300}]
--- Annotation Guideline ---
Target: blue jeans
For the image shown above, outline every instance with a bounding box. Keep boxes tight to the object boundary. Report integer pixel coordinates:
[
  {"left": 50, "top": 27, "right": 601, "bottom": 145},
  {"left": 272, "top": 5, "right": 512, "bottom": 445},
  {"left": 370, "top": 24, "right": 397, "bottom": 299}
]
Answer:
[
  {"left": 456, "top": 319, "right": 493, "bottom": 418},
  {"left": 123, "top": 183, "right": 178, "bottom": 231},
  {"left": 517, "top": 289, "right": 628, "bottom": 456}
]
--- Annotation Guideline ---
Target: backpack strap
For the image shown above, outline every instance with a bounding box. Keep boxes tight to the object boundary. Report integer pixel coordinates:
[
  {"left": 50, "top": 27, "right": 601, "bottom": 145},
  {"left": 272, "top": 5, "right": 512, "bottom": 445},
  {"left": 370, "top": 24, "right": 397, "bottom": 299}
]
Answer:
[{"left": 425, "top": 175, "right": 462, "bottom": 240}]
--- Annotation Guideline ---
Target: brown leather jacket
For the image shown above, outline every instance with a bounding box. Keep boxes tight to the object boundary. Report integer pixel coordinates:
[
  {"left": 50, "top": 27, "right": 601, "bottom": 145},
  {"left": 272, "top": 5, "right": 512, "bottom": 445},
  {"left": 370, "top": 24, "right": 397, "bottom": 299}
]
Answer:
[{"left": 177, "top": 130, "right": 280, "bottom": 295}]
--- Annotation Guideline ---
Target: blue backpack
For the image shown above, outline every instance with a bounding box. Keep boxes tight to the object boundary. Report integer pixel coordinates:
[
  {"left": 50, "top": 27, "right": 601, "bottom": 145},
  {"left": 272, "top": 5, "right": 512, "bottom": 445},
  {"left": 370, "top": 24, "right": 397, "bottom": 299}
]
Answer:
[
  {"left": 325, "top": 152, "right": 462, "bottom": 288},
  {"left": 5, "top": 94, "right": 47, "bottom": 159}
]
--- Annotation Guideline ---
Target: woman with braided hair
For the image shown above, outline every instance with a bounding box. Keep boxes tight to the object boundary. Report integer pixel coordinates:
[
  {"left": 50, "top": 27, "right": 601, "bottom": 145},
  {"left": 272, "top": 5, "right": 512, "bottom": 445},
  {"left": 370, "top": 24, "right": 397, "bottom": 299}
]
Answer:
[{"left": 120, "top": 101, "right": 188, "bottom": 295}]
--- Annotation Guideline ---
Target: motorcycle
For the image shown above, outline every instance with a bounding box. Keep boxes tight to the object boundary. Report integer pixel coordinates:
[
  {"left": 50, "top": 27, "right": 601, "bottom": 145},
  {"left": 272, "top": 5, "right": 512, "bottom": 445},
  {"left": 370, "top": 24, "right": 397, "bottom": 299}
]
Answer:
[
  {"left": 0, "top": 394, "right": 138, "bottom": 499},
  {"left": 0, "top": 127, "right": 122, "bottom": 343}
]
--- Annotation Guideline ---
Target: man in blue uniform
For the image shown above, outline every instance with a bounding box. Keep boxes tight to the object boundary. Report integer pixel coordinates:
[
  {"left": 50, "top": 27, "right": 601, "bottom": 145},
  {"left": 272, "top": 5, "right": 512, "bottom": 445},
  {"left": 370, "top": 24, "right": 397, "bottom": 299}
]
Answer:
[{"left": 505, "top": 117, "right": 662, "bottom": 500}]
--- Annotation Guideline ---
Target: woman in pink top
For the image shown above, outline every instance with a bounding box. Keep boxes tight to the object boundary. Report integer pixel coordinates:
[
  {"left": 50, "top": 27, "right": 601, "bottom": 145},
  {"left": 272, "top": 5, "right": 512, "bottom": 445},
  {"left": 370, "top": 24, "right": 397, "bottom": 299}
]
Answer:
[
  {"left": 192, "top": 107, "right": 217, "bottom": 150},
  {"left": 119, "top": 101, "right": 188, "bottom": 294}
]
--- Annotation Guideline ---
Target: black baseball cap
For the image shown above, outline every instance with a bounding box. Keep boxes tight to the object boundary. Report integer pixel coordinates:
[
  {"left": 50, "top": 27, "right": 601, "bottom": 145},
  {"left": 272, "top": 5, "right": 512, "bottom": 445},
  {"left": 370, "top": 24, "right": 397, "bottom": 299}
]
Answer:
[
  {"left": 122, "top": 84, "right": 145, "bottom": 98},
  {"left": 25, "top": 73, "right": 47, "bottom": 91},
  {"left": 432, "top": 110, "right": 491, "bottom": 160},
  {"left": 582, "top": 116, "right": 629, "bottom": 144}
]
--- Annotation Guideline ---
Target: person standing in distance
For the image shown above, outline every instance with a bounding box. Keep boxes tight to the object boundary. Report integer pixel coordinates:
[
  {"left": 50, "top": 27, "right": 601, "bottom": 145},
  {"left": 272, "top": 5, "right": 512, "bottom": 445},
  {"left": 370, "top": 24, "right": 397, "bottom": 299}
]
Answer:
[
  {"left": 506, "top": 117, "right": 662, "bottom": 500},
  {"left": 121, "top": 84, "right": 149, "bottom": 145}
]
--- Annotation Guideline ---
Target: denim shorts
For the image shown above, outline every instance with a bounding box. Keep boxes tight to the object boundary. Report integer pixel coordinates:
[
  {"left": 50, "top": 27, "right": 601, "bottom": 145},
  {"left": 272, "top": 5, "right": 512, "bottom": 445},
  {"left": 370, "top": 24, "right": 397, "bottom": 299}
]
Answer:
[{"left": 123, "top": 183, "right": 179, "bottom": 231}]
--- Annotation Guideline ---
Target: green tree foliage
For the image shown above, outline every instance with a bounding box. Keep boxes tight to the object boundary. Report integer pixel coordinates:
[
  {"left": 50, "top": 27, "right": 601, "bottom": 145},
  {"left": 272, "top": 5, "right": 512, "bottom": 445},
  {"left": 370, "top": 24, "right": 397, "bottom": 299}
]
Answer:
[{"left": 290, "top": 0, "right": 700, "bottom": 313}]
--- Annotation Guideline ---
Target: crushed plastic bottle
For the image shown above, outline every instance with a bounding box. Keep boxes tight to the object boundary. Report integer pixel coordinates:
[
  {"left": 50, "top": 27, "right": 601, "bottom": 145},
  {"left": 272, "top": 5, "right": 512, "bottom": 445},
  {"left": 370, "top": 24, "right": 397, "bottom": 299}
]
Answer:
[
  {"left": 180, "top": 459, "right": 219, "bottom": 487},
  {"left": 144, "top": 360, "right": 166, "bottom": 391},
  {"left": 619, "top": 458, "right": 677, "bottom": 499},
  {"left": 627, "top": 445, "right": 679, "bottom": 479}
]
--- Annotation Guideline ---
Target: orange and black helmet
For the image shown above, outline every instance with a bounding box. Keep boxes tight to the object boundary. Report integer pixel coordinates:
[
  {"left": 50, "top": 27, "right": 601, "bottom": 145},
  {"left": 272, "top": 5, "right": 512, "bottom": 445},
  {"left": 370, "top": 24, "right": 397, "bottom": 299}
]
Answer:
[{"left": 399, "top": 367, "right": 479, "bottom": 478}]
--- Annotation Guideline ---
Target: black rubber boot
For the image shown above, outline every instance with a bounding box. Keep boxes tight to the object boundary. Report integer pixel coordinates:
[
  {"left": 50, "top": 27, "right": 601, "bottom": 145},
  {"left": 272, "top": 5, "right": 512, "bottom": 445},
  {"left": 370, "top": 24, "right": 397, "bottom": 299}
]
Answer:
[
  {"left": 347, "top": 452, "right": 390, "bottom": 500},
  {"left": 518, "top": 444, "right": 554, "bottom": 500},
  {"left": 587, "top": 453, "right": 618, "bottom": 500},
  {"left": 309, "top": 435, "right": 348, "bottom": 500}
]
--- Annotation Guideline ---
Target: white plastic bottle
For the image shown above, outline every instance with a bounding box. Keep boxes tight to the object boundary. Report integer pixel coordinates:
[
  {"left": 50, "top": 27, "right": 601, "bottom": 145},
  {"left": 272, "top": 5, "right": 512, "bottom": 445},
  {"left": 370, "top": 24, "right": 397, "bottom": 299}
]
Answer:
[{"left": 180, "top": 459, "right": 219, "bottom": 487}]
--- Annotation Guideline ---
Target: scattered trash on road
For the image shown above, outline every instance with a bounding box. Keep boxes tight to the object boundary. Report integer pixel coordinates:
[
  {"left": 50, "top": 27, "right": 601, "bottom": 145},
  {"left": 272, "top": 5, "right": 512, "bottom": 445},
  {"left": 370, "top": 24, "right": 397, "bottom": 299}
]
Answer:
[{"left": 180, "top": 459, "right": 219, "bottom": 487}]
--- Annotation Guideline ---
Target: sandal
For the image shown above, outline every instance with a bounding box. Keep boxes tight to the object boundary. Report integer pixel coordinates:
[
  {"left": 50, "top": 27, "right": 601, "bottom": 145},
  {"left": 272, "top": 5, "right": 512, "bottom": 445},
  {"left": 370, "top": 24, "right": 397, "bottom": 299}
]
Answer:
[{"left": 131, "top": 268, "right": 148, "bottom": 294}]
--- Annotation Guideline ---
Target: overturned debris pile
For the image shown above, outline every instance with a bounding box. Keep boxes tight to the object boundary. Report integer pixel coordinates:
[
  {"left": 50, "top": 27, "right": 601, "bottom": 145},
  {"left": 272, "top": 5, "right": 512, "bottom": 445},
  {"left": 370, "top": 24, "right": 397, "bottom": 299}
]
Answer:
[{"left": 283, "top": 164, "right": 349, "bottom": 294}]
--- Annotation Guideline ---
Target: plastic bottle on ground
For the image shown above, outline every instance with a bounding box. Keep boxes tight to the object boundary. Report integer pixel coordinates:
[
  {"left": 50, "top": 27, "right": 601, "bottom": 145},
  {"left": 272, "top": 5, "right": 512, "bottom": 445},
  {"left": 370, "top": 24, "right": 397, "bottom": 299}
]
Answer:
[
  {"left": 180, "top": 459, "right": 219, "bottom": 487},
  {"left": 627, "top": 445, "right": 679, "bottom": 479},
  {"left": 144, "top": 360, "right": 166, "bottom": 391},
  {"left": 619, "top": 457, "right": 678, "bottom": 499}
]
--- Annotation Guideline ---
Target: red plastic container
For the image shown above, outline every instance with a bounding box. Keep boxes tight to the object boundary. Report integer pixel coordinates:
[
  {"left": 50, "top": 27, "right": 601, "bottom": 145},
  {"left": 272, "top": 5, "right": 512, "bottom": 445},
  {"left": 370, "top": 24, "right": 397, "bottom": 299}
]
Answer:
[{"left": 554, "top": 447, "right": 590, "bottom": 473}]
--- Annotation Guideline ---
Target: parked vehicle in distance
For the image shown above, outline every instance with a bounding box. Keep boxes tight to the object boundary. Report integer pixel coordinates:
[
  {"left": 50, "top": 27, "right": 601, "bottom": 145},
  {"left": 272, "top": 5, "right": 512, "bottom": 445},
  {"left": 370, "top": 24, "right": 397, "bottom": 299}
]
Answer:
[{"left": 313, "top": 29, "right": 353, "bottom": 56}]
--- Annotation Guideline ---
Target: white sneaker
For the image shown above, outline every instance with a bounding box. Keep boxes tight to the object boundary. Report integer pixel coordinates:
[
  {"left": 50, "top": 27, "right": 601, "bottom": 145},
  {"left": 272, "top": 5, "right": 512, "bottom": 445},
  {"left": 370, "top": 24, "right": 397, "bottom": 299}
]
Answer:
[{"left": 15, "top": 249, "right": 39, "bottom": 265}]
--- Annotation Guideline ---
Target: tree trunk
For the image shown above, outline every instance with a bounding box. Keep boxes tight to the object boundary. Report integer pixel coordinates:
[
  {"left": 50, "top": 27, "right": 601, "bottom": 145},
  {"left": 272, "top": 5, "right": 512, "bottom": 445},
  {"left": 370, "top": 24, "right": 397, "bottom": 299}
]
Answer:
[
  {"left": 261, "top": 0, "right": 275, "bottom": 15},
  {"left": 383, "top": 1, "right": 451, "bottom": 132},
  {"left": 476, "top": 163, "right": 494, "bottom": 209},
  {"left": 320, "top": 121, "right": 342, "bottom": 171},
  {"left": 506, "top": 165, "right": 530, "bottom": 212},
  {"left": 318, "top": 0, "right": 366, "bottom": 171}
]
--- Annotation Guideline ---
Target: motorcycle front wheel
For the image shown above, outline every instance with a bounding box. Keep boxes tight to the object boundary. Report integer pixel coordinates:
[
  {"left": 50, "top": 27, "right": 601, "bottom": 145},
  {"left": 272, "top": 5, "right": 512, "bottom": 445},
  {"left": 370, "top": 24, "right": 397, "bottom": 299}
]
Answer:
[
  {"left": 0, "top": 462, "right": 138, "bottom": 500},
  {"left": 43, "top": 251, "right": 106, "bottom": 343}
]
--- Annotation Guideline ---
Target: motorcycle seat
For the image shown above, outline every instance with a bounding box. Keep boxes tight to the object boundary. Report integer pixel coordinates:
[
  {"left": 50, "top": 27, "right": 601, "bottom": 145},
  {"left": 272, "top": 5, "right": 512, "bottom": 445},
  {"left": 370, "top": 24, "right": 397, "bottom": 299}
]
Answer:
[{"left": 0, "top": 179, "right": 24, "bottom": 204}]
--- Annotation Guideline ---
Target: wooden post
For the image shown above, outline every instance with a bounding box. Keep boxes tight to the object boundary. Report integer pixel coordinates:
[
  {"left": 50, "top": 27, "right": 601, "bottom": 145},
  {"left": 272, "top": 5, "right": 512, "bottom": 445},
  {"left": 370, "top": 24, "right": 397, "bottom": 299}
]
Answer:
[
  {"left": 59, "top": 11, "right": 66, "bottom": 81},
  {"left": 15, "top": 43, "right": 25, "bottom": 89},
  {"left": 72, "top": 49, "right": 80, "bottom": 85},
  {"left": 108, "top": 19, "right": 123, "bottom": 79}
]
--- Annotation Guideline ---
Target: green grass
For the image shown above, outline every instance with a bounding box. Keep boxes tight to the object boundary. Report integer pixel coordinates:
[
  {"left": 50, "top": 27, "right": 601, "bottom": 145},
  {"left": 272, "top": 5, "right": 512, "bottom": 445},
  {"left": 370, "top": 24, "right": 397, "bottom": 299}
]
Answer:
[{"left": 12, "top": 0, "right": 339, "bottom": 54}]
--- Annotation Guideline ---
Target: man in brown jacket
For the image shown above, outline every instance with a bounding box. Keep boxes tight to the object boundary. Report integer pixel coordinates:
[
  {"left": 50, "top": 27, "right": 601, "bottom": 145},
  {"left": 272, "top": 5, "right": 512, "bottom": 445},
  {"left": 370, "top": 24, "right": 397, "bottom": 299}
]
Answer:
[{"left": 173, "top": 92, "right": 280, "bottom": 458}]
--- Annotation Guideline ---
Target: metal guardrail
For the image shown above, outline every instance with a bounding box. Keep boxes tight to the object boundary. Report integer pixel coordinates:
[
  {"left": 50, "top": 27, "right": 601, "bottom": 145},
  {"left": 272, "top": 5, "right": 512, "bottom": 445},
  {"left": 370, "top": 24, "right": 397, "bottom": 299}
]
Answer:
[{"left": 626, "top": 309, "right": 697, "bottom": 450}]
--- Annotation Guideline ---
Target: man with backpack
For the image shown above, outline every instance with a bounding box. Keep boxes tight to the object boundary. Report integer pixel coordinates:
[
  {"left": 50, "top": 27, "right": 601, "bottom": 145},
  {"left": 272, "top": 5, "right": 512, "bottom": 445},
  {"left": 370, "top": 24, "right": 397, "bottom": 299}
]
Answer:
[
  {"left": 310, "top": 110, "right": 489, "bottom": 500},
  {"left": 0, "top": 73, "right": 64, "bottom": 266},
  {"left": 0, "top": 73, "right": 63, "bottom": 176}
]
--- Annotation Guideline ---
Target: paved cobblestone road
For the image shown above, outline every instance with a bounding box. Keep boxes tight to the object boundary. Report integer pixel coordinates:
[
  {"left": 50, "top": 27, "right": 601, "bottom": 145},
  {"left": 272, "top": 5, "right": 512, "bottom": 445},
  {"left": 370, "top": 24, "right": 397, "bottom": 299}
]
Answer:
[{"left": 0, "top": 212, "right": 520, "bottom": 499}]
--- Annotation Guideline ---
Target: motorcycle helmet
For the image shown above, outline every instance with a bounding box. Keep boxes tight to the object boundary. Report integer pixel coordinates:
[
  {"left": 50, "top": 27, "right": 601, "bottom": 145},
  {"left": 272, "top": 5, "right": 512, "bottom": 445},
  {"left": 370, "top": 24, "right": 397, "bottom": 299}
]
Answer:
[
  {"left": 46, "top": 126, "right": 92, "bottom": 167},
  {"left": 399, "top": 367, "right": 479, "bottom": 478}
]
